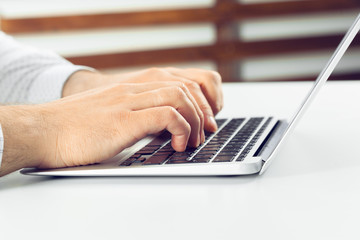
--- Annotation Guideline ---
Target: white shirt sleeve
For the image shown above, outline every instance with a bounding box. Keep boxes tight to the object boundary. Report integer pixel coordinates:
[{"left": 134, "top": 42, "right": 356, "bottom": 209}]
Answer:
[{"left": 0, "top": 31, "right": 93, "bottom": 104}]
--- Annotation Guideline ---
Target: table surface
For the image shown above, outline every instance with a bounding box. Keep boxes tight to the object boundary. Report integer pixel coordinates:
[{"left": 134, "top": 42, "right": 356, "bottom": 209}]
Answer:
[{"left": 1, "top": 81, "right": 360, "bottom": 240}]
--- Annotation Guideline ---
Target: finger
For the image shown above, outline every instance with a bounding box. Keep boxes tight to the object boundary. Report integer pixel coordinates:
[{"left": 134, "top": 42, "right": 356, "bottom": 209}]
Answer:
[
  {"left": 129, "top": 106, "right": 191, "bottom": 152},
  {"left": 181, "top": 78, "right": 218, "bottom": 133},
  {"left": 158, "top": 73, "right": 217, "bottom": 133},
  {"left": 165, "top": 67, "right": 224, "bottom": 115},
  {"left": 127, "top": 81, "right": 205, "bottom": 142},
  {"left": 128, "top": 86, "right": 202, "bottom": 147}
]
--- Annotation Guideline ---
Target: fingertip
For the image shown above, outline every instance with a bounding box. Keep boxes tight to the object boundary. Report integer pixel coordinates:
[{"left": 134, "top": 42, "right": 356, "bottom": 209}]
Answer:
[
  {"left": 172, "top": 134, "right": 188, "bottom": 152},
  {"left": 204, "top": 115, "right": 218, "bottom": 133}
]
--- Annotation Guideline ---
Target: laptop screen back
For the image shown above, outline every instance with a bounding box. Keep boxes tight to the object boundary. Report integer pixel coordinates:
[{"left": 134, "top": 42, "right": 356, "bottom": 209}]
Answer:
[{"left": 260, "top": 13, "right": 360, "bottom": 174}]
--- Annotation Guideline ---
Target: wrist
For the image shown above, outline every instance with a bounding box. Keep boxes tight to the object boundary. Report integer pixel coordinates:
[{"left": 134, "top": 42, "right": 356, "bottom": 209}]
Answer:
[
  {"left": 62, "top": 70, "right": 107, "bottom": 97},
  {"left": 0, "top": 105, "right": 45, "bottom": 176}
]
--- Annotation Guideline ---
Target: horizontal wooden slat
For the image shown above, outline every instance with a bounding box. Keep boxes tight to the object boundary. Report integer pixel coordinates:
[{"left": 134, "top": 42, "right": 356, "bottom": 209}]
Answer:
[
  {"left": 1, "top": 0, "right": 359, "bottom": 33},
  {"left": 67, "top": 34, "right": 360, "bottom": 69},
  {"left": 231, "top": 0, "right": 360, "bottom": 20},
  {"left": 245, "top": 72, "right": 360, "bottom": 83},
  {"left": 0, "top": 8, "right": 215, "bottom": 34}
]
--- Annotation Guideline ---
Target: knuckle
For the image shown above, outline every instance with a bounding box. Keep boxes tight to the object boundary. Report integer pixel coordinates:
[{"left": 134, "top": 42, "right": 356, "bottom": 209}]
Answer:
[
  {"left": 147, "top": 67, "right": 164, "bottom": 76},
  {"left": 220, "top": 100, "right": 224, "bottom": 110},
  {"left": 205, "top": 71, "right": 222, "bottom": 84},
  {"left": 215, "top": 102, "right": 222, "bottom": 113},
  {"left": 178, "top": 82, "right": 187, "bottom": 90},
  {"left": 198, "top": 110, "right": 204, "bottom": 121},
  {"left": 216, "top": 106, "right": 221, "bottom": 113},
  {"left": 185, "top": 81, "right": 200, "bottom": 90},
  {"left": 199, "top": 102, "right": 213, "bottom": 114},
  {"left": 218, "top": 105, "right": 222, "bottom": 112},
  {"left": 171, "top": 86, "right": 186, "bottom": 99},
  {"left": 178, "top": 82, "right": 191, "bottom": 94},
  {"left": 172, "top": 81, "right": 188, "bottom": 91},
  {"left": 212, "top": 71, "right": 222, "bottom": 81},
  {"left": 214, "top": 101, "right": 222, "bottom": 114},
  {"left": 195, "top": 114, "right": 201, "bottom": 126},
  {"left": 164, "top": 106, "right": 178, "bottom": 120},
  {"left": 153, "top": 90, "right": 165, "bottom": 106}
]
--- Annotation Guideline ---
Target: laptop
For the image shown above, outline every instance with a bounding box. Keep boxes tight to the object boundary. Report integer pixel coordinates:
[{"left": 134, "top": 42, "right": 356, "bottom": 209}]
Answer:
[{"left": 22, "top": 14, "right": 360, "bottom": 177}]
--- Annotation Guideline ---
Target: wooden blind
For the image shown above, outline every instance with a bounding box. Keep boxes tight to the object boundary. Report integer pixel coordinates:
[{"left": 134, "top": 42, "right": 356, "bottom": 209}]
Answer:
[{"left": 2, "top": 0, "right": 360, "bottom": 82}]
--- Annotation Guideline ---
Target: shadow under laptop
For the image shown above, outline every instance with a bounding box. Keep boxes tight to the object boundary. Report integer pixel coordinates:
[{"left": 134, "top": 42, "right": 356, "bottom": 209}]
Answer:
[
  {"left": 47, "top": 174, "right": 258, "bottom": 186},
  {"left": 0, "top": 171, "right": 258, "bottom": 192},
  {"left": 0, "top": 172, "right": 56, "bottom": 191}
]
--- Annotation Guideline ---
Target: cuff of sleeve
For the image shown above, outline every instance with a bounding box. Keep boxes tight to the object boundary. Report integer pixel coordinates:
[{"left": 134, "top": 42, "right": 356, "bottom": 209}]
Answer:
[
  {"left": 0, "top": 124, "right": 4, "bottom": 170},
  {"left": 27, "top": 65, "right": 95, "bottom": 104}
]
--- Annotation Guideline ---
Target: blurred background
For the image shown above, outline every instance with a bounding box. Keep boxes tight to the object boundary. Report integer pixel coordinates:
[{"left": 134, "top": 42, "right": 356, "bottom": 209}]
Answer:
[{"left": 1, "top": 0, "right": 360, "bottom": 82}]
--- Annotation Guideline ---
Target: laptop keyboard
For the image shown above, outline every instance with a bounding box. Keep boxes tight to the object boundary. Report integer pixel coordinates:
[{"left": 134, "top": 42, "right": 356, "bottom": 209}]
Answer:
[{"left": 120, "top": 117, "right": 272, "bottom": 167}]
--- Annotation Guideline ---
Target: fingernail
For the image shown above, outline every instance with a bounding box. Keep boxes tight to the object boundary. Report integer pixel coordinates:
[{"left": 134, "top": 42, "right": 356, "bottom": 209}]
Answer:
[{"left": 207, "top": 115, "right": 218, "bottom": 132}]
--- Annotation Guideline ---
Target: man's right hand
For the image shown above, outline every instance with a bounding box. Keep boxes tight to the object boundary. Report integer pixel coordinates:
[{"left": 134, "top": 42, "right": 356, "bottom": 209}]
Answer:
[{"left": 0, "top": 81, "right": 206, "bottom": 175}]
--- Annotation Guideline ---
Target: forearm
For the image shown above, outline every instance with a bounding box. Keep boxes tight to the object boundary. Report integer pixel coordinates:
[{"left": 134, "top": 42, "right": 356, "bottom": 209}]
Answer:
[{"left": 0, "top": 105, "right": 44, "bottom": 176}]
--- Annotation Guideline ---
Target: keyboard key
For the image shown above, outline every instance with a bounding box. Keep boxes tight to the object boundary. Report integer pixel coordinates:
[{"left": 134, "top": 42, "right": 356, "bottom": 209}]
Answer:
[
  {"left": 213, "top": 155, "right": 234, "bottom": 162},
  {"left": 192, "top": 158, "right": 210, "bottom": 163},
  {"left": 120, "top": 155, "right": 142, "bottom": 166},
  {"left": 167, "top": 159, "right": 193, "bottom": 164},
  {"left": 137, "top": 149, "right": 157, "bottom": 155},
  {"left": 215, "top": 119, "right": 227, "bottom": 128},
  {"left": 192, "top": 156, "right": 212, "bottom": 163},
  {"left": 129, "top": 153, "right": 141, "bottom": 159},
  {"left": 120, "top": 160, "right": 133, "bottom": 166},
  {"left": 205, "top": 143, "right": 222, "bottom": 148},
  {"left": 195, "top": 153, "right": 215, "bottom": 159},
  {"left": 217, "top": 151, "right": 238, "bottom": 156},
  {"left": 143, "top": 154, "right": 171, "bottom": 165},
  {"left": 201, "top": 147, "right": 220, "bottom": 151},
  {"left": 171, "top": 152, "right": 192, "bottom": 157},
  {"left": 134, "top": 157, "right": 146, "bottom": 163},
  {"left": 155, "top": 152, "right": 173, "bottom": 156}
]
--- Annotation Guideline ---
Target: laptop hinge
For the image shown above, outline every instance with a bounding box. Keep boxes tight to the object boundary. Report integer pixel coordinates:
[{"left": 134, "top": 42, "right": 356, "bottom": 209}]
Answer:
[{"left": 254, "top": 120, "right": 289, "bottom": 162}]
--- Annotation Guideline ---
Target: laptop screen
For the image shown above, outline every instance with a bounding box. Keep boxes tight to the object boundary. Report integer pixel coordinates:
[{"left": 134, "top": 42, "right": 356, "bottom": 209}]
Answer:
[{"left": 260, "top": 13, "right": 360, "bottom": 174}]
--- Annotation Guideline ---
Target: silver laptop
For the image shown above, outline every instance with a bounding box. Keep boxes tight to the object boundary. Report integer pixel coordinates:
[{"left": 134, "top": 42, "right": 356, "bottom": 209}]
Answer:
[{"left": 22, "top": 14, "right": 360, "bottom": 177}]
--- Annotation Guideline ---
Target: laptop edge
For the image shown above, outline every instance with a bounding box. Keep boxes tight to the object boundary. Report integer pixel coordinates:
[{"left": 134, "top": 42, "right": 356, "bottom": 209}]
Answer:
[{"left": 21, "top": 14, "right": 360, "bottom": 177}]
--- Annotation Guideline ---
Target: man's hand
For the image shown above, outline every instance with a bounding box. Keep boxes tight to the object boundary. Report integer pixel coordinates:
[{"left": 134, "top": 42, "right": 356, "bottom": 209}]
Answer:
[
  {"left": 0, "top": 81, "right": 205, "bottom": 175},
  {"left": 63, "top": 67, "right": 223, "bottom": 132}
]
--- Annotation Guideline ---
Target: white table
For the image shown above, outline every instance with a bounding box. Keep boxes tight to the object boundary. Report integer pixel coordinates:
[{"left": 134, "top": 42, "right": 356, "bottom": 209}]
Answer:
[{"left": 1, "top": 81, "right": 360, "bottom": 240}]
